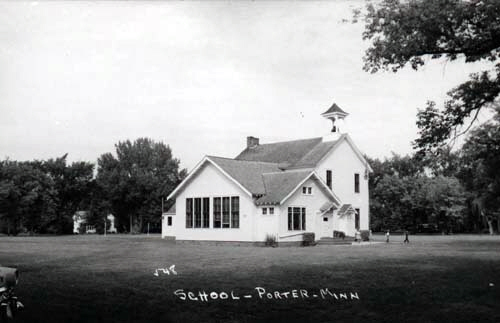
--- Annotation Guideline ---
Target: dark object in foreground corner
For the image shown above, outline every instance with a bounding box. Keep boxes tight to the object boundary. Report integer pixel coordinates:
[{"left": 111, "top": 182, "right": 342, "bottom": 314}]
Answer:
[{"left": 0, "top": 266, "right": 24, "bottom": 321}]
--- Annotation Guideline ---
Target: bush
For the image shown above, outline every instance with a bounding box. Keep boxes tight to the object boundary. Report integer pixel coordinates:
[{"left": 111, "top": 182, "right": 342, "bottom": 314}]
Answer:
[
  {"left": 360, "top": 230, "right": 370, "bottom": 241},
  {"left": 333, "top": 230, "right": 346, "bottom": 239},
  {"left": 302, "top": 232, "right": 316, "bottom": 246},
  {"left": 265, "top": 234, "right": 277, "bottom": 247}
]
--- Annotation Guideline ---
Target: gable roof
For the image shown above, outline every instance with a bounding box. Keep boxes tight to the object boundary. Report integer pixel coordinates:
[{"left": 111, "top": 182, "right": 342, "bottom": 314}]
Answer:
[
  {"left": 167, "top": 156, "right": 281, "bottom": 200},
  {"left": 235, "top": 137, "right": 323, "bottom": 166},
  {"left": 338, "top": 204, "right": 356, "bottom": 216},
  {"left": 167, "top": 155, "right": 341, "bottom": 207},
  {"left": 292, "top": 140, "right": 339, "bottom": 168},
  {"left": 256, "top": 170, "right": 341, "bottom": 206},
  {"left": 235, "top": 134, "right": 372, "bottom": 172},
  {"left": 206, "top": 156, "right": 281, "bottom": 195},
  {"left": 256, "top": 170, "right": 312, "bottom": 205}
]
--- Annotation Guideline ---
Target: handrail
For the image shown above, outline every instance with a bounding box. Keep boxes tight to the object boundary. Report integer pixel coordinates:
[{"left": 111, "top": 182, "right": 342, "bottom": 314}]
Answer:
[{"left": 279, "top": 232, "right": 306, "bottom": 239}]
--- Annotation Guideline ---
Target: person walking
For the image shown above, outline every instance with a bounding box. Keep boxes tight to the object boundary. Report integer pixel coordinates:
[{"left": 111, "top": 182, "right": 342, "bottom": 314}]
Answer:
[
  {"left": 404, "top": 230, "right": 410, "bottom": 244},
  {"left": 385, "top": 230, "right": 390, "bottom": 243}
]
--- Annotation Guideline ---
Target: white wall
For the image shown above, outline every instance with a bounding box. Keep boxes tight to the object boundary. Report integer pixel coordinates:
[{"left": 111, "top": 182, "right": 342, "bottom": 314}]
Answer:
[
  {"left": 161, "top": 213, "right": 175, "bottom": 237},
  {"left": 279, "top": 177, "right": 334, "bottom": 241},
  {"left": 255, "top": 206, "right": 280, "bottom": 242},
  {"left": 315, "top": 138, "right": 370, "bottom": 234},
  {"left": 166, "top": 162, "right": 257, "bottom": 241}
]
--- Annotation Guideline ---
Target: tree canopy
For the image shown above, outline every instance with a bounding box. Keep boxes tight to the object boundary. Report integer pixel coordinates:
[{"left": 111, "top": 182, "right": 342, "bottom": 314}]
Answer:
[
  {"left": 362, "top": 0, "right": 500, "bottom": 156},
  {"left": 0, "top": 155, "right": 94, "bottom": 234},
  {"left": 96, "top": 138, "right": 186, "bottom": 233}
]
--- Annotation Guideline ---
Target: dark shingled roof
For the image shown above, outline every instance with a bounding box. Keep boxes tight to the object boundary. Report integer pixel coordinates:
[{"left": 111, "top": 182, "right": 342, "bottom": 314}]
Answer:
[
  {"left": 235, "top": 137, "right": 322, "bottom": 165},
  {"left": 255, "top": 170, "right": 312, "bottom": 205},
  {"left": 321, "top": 103, "right": 348, "bottom": 116},
  {"left": 207, "top": 156, "right": 281, "bottom": 195},
  {"left": 235, "top": 136, "right": 342, "bottom": 169},
  {"left": 292, "top": 140, "right": 339, "bottom": 168}
]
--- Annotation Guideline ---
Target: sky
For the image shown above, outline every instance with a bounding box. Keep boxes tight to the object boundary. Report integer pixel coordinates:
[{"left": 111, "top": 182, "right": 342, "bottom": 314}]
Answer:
[{"left": 0, "top": 1, "right": 492, "bottom": 171}]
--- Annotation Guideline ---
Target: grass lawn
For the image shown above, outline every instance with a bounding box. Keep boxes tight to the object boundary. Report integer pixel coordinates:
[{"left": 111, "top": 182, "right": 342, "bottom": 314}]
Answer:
[{"left": 0, "top": 234, "right": 499, "bottom": 323}]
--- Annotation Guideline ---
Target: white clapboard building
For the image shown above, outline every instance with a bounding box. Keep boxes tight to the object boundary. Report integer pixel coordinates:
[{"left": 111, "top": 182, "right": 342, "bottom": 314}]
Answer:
[{"left": 162, "top": 103, "right": 372, "bottom": 245}]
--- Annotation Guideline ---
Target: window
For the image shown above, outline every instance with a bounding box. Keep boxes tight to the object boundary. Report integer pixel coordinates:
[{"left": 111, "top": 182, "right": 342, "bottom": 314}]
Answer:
[
  {"left": 326, "top": 170, "right": 332, "bottom": 189},
  {"left": 269, "top": 207, "right": 274, "bottom": 215},
  {"left": 194, "top": 198, "right": 202, "bottom": 228},
  {"left": 222, "top": 197, "right": 230, "bottom": 228},
  {"left": 186, "top": 198, "right": 193, "bottom": 228},
  {"left": 302, "top": 187, "right": 312, "bottom": 195},
  {"left": 231, "top": 196, "right": 239, "bottom": 228},
  {"left": 213, "top": 196, "right": 239, "bottom": 228},
  {"left": 288, "top": 207, "right": 306, "bottom": 231},
  {"left": 202, "top": 197, "right": 210, "bottom": 228},
  {"left": 167, "top": 216, "right": 172, "bottom": 226},
  {"left": 355, "top": 208, "right": 360, "bottom": 230},
  {"left": 187, "top": 197, "right": 209, "bottom": 229},
  {"left": 354, "top": 173, "right": 360, "bottom": 193},
  {"left": 213, "top": 197, "right": 221, "bottom": 228},
  {"left": 262, "top": 208, "right": 267, "bottom": 215},
  {"left": 323, "top": 217, "right": 328, "bottom": 222}
]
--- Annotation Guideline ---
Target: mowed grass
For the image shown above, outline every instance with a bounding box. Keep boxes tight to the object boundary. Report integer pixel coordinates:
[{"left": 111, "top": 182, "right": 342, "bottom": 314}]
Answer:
[{"left": 0, "top": 234, "right": 499, "bottom": 323}]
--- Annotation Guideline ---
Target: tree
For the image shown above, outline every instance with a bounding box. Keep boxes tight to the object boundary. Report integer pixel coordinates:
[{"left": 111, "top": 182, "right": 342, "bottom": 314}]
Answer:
[
  {"left": 362, "top": 0, "right": 500, "bottom": 156},
  {"left": 367, "top": 153, "right": 466, "bottom": 232},
  {"left": 458, "top": 108, "right": 500, "bottom": 233},
  {"left": 96, "top": 138, "right": 186, "bottom": 233},
  {"left": 0, "top": 160, "right": 57, "bottom": 234},
  {"left": 38, "top": 155, "right": 95, "bottom": 233}
]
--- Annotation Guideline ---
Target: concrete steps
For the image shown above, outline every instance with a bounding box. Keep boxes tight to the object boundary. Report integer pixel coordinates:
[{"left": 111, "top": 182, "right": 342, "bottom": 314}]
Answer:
[{"left": 316, "top": 237, "right": 355, "bottom": 245}]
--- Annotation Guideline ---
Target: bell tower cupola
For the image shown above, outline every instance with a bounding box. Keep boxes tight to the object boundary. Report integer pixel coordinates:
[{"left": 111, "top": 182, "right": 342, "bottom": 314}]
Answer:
[{"left": 321, "top": 102, "right": 349, "bottom": 142}]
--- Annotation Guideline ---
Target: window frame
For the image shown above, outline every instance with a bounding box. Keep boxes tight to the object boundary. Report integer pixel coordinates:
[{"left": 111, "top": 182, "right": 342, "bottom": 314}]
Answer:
[
  {"left": 213, "top": 197, "right": 222, "bottom": 228},
  {"left": 202, "top": 197, "right": 210, "bottom": 228},
  {"left": 326, "top": 170, "right": 332, "bottom": 189},
  {"left": 302, "top": 186, "right": 313, "bottom": 195},
  {"left": 354, "top": 173, "right": 360, "bottom": 193},
  {"left": 186, "top": 198, "right": 193, "bottom": 228},
  {"left": 287, "top": 206, "right": 306, "bottom": 231},
  {"left": 355, "top": 208, "right": 360, "bottom": 230},
  {"left": 213, "top": 195, "right": 240, "bottom": 229},
  {"left": 231, "top": 196, "right": 239, "bottom": 228}
]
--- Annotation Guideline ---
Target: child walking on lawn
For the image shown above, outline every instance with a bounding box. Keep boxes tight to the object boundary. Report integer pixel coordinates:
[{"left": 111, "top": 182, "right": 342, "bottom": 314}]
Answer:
[{"left": 386, "top": 230, "right": 390, "bottom": 243}]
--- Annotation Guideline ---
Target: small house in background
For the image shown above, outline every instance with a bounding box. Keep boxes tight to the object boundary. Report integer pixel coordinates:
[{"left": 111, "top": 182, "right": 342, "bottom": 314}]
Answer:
[
  {"left": 73, "top": 211, "right": 88, "bottom": 234},
  {"left": 73, "top": 211, "right": 117, "bottom": 234},
  {"left": 107, "top": 214, "right": 117, "bottom": 233},
  {"left": 162, "top": 102, "right": 372, "bottom": 245}
]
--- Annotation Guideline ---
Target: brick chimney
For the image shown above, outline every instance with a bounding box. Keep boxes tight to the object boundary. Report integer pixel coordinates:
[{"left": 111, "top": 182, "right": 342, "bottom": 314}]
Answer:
[{"left": 246, "top": 136, "right": 259, "bottom": 148}]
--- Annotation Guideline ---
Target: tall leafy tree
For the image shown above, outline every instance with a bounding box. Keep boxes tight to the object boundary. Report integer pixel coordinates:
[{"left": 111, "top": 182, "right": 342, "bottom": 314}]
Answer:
[
  {"left": 38, "top": 155, "right": 95, "bottom": 233},
  {"left": 0, "top": 160, "right": 57, "bottom": 234},
  {"left": 362, "top": 0, "right": 500, "bottom": 156},
  {"left": 96, "top": 138, "right": 186, "bottom": 233},
  {"left": 458, "top": 108, "right": 500, "bottom": 233},
  {"left": 367, "top": 154, "right": 466, "bottom": 232}
]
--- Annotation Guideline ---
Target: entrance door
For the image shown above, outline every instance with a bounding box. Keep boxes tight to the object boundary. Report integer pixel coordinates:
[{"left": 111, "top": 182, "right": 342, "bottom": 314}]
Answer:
[{"left": 322, "top": 215, "right": 331, "bottom": 237}]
